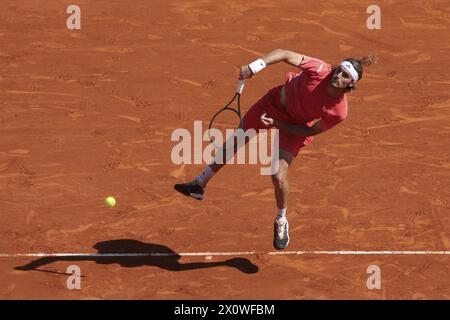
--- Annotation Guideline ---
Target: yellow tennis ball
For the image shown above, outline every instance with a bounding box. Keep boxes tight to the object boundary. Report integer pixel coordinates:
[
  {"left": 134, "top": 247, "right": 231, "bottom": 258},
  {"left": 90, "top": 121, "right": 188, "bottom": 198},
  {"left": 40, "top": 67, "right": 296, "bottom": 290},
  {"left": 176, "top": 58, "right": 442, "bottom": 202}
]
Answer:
[{"left": 105, "top": 196, "right": 116, "bottom": 208}]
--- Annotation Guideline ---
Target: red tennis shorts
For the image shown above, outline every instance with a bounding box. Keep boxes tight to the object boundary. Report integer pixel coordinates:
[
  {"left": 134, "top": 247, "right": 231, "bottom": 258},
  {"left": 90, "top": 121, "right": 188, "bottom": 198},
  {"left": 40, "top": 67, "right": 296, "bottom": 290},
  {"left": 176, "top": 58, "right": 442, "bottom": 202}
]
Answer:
[{"left": 242, "top": 85, "right": 313, "bottom": 157}]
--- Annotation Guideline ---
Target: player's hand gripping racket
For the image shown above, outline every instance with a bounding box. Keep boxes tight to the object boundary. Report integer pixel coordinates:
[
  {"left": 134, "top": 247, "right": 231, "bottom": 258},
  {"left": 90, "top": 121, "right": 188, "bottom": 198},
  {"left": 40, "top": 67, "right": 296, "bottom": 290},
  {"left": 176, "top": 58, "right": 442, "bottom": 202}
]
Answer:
[{"left": 208, "top": 79, "right": 245, "bottom": 149}]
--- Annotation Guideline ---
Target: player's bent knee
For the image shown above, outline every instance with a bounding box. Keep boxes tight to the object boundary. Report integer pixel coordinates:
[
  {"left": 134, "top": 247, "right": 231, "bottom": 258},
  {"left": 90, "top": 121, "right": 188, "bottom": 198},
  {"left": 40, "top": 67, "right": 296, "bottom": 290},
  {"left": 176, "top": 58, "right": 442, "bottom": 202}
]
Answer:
[{"left": 271, "top": 172, "right": 288, "bottom": 189}]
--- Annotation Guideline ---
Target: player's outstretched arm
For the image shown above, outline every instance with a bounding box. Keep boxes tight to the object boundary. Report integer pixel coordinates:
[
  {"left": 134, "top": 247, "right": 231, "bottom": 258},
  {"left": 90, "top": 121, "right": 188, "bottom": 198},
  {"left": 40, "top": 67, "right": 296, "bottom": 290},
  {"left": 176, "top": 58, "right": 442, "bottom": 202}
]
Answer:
[
  {"left": 239, "top": 49, "right": 305, "bottom": 79},
  {"left": 262, "top": 49, "right": 305, "bottom": 67}
]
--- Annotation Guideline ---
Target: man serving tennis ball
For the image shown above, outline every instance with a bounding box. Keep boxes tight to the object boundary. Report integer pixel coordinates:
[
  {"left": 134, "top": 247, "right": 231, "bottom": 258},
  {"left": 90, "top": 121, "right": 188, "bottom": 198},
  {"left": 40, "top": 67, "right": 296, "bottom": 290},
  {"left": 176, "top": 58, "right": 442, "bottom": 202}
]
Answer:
[{"left": 175, "top": 49, "right": 376, "bottom": 250}]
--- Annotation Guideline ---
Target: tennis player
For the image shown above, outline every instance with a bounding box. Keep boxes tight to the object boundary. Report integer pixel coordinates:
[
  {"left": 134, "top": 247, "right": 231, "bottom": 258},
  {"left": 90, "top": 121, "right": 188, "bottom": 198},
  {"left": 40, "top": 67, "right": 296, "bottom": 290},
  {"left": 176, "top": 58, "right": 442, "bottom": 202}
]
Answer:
[{"left": 175, "top": 49, "right": 376, "bottom": 250}]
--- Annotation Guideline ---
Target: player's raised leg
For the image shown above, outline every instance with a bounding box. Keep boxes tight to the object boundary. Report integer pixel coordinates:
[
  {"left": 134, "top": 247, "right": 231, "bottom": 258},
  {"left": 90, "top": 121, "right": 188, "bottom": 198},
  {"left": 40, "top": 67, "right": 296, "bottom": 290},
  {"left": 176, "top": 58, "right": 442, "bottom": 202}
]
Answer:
[{"left": 173, "top": 132, "right": 250, "bottom": 200}]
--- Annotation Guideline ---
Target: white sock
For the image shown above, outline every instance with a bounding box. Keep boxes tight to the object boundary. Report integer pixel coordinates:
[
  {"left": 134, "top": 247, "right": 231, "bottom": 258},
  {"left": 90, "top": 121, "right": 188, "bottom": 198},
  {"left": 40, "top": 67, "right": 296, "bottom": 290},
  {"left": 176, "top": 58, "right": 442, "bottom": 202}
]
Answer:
[
  {"left": 195, "top": 165, "right": 215, "bottom": 187},
  {"left": 277, "top": 208, "right": 287, "bottom": 220}
]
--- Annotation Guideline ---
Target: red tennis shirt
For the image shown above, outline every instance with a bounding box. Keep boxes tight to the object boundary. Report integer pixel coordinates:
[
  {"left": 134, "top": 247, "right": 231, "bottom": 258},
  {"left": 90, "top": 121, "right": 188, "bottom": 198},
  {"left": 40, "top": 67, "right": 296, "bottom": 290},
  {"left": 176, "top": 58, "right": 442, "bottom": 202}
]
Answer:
[{"left": 284, "top": 56, "right": 348, "bottom": 130}]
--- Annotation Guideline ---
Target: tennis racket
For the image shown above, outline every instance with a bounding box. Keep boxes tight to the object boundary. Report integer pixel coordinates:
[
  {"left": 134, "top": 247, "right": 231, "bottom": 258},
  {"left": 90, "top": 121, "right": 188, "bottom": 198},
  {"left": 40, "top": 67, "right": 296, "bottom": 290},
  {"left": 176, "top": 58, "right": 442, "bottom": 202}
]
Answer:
[{"left": 208, "top": 80, "right": 245, "bottom": 149}]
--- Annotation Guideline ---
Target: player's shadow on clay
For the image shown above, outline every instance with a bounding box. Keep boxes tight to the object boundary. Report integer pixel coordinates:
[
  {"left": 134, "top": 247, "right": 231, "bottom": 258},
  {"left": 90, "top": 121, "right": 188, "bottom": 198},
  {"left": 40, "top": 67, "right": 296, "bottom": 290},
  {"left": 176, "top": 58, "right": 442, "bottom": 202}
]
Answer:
[{"left": 14, "top": 239, "right": 259, "bottom": 274}]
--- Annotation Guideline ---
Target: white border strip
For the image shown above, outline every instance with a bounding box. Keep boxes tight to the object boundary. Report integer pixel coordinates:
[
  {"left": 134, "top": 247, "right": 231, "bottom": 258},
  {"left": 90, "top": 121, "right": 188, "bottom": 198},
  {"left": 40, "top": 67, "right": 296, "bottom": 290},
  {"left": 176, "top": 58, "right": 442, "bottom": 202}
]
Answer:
[{"left": 1, "top": 250, "right": 450, "bottom": 258}]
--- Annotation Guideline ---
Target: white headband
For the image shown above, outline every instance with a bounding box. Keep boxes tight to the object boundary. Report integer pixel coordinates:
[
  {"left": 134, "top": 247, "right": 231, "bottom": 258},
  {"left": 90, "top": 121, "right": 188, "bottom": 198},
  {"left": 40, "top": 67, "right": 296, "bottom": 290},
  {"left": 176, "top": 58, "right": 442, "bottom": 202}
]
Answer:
[{"left": 340, "top": 61, "right": 359, "bottom": 82}]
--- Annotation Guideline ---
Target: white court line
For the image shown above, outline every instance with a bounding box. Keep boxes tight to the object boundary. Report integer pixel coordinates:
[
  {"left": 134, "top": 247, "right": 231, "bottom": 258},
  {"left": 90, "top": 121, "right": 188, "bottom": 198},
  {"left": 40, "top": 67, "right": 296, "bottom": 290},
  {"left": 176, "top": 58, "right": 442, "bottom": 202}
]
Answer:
[
  {"left": 1, "top": 251, "right": 450, "bottom": 258},
  {"left": 268, "top": 251, "right": 450, "bottom": 255}
]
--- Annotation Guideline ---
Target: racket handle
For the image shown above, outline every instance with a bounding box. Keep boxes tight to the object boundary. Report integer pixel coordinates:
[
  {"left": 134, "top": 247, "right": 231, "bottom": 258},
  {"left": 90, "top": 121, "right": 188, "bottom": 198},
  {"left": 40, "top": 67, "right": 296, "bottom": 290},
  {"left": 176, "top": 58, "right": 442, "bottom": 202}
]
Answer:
[{"left": 236, "top": 80, "right": 245, "bottom": 95}]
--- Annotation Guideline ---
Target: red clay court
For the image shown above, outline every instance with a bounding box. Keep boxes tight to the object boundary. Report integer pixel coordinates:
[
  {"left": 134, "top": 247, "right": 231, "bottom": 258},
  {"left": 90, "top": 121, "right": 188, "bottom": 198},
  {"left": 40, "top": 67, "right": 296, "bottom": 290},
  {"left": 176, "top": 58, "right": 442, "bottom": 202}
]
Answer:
[{"left": 1, "top": 0, "right": 449, "bottom": 299}]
